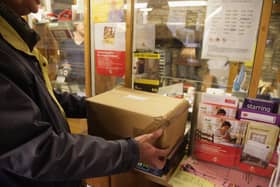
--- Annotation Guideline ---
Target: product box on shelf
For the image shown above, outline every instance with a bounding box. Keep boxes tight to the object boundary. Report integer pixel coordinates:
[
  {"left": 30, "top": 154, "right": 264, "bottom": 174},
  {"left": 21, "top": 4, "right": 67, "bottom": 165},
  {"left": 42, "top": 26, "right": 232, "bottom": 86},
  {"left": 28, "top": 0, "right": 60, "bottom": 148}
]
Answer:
[
  {"left": 86, "top": 87, "right": 188, "bottom": 149},
  {"left": 194, "top": 114, "right": 247, "bottom": 167},
  {"left": 198, "top": 103, "right": 237, "bottom": 119},
  {"left": 239, "top": 120, "right": 279, "bottom": 167},
  {"left": 236, "top": 120, "right": 279, "bottom": 177},
  {"left": 194, "top": 139, "right": 242, "bottom": 167},
  {"left": 242, "top": 97, "right": 279, "bottom": 114},
  {"left": 201, "top": 93, "right": 239, "bottom": 108},
  {"left": 238, "top": 108, "right": 280, "bottom": 125}
]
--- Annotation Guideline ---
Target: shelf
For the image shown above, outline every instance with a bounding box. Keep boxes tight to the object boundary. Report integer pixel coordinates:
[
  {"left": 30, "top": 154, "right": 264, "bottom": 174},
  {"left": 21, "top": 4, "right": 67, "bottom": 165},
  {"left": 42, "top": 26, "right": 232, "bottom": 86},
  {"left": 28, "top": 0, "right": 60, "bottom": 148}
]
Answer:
[
  {"left": 134, "top": 169, "right": 173, "bottom": 187},
  {"left": 272, "top": 4, "right": 280, "bottom": 13},
  {"left": 161, "top": 76, "right": 201, "bottom": 84}
]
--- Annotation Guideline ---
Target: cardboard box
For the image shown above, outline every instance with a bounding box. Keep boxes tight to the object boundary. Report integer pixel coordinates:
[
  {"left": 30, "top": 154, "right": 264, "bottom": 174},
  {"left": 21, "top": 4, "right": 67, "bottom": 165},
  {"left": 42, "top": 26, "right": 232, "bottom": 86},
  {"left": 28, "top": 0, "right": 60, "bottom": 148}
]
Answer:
[{"left": 86, "top": 87, "right": 188, "bottom": 149}]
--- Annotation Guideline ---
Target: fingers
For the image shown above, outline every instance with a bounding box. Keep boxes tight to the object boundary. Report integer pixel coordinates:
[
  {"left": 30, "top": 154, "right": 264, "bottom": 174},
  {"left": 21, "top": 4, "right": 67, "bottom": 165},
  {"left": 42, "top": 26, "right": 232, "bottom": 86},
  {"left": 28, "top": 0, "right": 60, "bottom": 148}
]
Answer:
[
  {"left": 155, "top": 147, "right": 170, "bottom": 157},
  {"left": 146, "top": 128, "right": 164, "bottom": 144},
  {"left": 148, "top": 147, "right": 170, "bottom": 169},
  {"left": 151, "top": 157, "right": 166, "bottom": 169}
]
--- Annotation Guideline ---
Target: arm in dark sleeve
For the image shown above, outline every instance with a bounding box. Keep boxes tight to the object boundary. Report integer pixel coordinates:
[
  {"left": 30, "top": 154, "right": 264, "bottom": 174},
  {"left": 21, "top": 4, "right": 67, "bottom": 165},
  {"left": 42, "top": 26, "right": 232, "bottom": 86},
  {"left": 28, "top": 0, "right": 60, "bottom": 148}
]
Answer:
[
  {"left": 54, "top": 90, "right": 87, "bottom": 118},
  {"left": 0, "top": 74, "right": 139, "bottom": 181}
]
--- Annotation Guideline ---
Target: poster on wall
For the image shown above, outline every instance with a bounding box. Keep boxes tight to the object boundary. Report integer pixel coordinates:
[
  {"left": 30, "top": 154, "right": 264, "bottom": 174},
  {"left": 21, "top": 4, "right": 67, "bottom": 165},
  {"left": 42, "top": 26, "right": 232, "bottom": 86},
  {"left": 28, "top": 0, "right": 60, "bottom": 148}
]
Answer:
[
  {"left": 94, "top": 23, "right": 126, "bottom": 76},
  {"left": 201, "top": 0, "right": 263, "bottom": 62},
  {"left": 92, "top": 0, "right": 125, "bottom": 23}
]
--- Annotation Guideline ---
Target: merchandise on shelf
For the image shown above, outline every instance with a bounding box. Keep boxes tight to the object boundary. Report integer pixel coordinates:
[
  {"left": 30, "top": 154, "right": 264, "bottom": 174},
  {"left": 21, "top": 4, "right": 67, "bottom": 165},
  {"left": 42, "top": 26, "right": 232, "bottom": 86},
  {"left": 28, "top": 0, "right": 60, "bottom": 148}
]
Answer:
[
  {"left": 242, "top": 97, "right": 279, "bottom": 114},
  {"left": 194, "top": 93, "right": 280, "bottom": 177},
  {"left": 194, "top": 93, "right": 243, "bottom": 167},
  {"left": 238, "top": 108, "right": 280, "bottom": 125},
  {"left": 169, "top": 156, "right": 270, "bottom": 187}
]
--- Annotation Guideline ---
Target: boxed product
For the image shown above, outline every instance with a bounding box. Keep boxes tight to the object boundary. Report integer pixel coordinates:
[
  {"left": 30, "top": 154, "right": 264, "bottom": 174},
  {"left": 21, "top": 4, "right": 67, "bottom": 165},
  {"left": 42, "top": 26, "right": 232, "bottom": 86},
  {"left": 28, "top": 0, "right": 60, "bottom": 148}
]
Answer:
[
  {"left": 235, "top": 120, "right": 279, "bottom": 177},
  {"left": 194, "top": 115, "right": 247, "bottom": 167},
  {"left": 201, "top": 93, "right": 239, "bottom": 108},
  {"left": 238, "top": 108, "right": 280, "bottom": 125},
  {"left": 194, "top": 140, "right": 242, "bottom": 167},
  {"left": 197, "top": 94, "right": 239, "bottom": 132},
  {"left": 239, "top": 120, "right": 279, "bottom": 168},
  {"left": 242, "top": 97, "right": 279, "bottom": 113},
  {"left": 198, "top": 103, "right": 237, "bottom": 119},
  {"left": 86, "top": 87, "right": 188, "bottom": 149}
]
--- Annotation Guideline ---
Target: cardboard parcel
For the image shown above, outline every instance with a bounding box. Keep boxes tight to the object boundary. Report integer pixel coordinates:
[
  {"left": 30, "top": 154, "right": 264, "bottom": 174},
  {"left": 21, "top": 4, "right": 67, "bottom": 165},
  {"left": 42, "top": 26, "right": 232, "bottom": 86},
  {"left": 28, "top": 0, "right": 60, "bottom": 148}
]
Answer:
[{"left": 87, "top": 87, "right": 188, "bottom": 149}]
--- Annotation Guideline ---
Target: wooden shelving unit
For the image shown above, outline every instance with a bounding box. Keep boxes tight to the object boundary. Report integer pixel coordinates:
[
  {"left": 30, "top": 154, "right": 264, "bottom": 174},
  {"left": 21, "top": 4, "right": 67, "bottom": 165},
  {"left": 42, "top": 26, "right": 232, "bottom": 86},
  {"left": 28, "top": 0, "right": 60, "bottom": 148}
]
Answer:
[{"left": 272, "top": 3, "right": 280, "bottom": 13}]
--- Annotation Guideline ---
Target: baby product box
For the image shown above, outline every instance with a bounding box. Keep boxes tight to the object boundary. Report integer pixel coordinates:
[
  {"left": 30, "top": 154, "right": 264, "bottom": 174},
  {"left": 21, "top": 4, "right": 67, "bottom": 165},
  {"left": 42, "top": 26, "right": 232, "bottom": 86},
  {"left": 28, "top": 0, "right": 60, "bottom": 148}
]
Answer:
[
  {"left": 86, "top": 87, "right": 188, "bottom": 149},
  {"left": 201, "top": 93, "right": 239, "bottom": 108},
  {"left": 194, "top": 115, "right": 247, "bottom": 167}
]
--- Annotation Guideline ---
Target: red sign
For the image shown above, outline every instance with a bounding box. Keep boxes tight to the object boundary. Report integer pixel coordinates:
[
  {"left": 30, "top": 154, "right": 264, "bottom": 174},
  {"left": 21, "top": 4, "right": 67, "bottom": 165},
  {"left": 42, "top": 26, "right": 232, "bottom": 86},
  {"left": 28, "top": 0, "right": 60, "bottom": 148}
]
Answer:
[{"left": 95, "top": 50, "right": 125, "bottom": 76}]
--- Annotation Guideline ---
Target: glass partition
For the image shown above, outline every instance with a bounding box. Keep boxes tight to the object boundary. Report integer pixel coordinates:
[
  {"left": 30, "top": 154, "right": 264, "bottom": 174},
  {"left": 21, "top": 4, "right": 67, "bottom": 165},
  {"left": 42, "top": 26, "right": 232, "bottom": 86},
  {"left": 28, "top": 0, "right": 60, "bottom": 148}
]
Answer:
[
  {"left": 132, "top": 0, "right": 263, "bottom": 97},
  {"left": 29, "top": 0, "right": 86, "bottom": 96},
  {"left": 257, "top": 3, "right": 280, "bottom": 100}
]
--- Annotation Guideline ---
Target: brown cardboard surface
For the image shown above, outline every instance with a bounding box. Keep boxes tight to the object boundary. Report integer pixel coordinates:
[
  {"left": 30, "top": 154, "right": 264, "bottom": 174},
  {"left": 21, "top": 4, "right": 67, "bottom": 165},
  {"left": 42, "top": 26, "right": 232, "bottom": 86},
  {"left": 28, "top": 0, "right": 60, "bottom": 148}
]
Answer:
[
  {"left": 86, "top": 87, "right": 188, "bottom": 149},
  {"left": 86, "top": 176, "right": 110, "bottom": 187}
]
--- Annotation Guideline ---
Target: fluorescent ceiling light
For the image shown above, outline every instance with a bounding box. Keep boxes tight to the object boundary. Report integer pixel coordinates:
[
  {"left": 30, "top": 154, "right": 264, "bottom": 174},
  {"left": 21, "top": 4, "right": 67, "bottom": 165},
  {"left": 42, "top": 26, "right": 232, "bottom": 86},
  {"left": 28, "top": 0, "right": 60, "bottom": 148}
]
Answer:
[
  {"left": 124, "top": 3, "right": 148, "bottom": 9},
  {"left": 168, "top": 1, "right": 207, "bottom": 7}
]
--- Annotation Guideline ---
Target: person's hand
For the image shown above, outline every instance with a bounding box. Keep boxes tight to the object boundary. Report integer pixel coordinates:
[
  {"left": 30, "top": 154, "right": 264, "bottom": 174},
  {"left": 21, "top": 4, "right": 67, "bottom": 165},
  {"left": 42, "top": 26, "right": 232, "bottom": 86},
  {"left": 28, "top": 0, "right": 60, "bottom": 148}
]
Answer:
[{"left": 134, "top": 129, "right": 170, "bottom": 169}]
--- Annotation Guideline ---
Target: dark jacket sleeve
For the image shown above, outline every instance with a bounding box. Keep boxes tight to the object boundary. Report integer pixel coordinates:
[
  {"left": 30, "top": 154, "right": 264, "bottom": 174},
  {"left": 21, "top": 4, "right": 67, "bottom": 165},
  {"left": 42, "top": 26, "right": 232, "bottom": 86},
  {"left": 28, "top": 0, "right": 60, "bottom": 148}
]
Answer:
[
  {"left": 0, "top": 73, "right": 139, "bottom": 181},
  {"left": 54, "top": 90, "right": 87, "bottom": 118}
]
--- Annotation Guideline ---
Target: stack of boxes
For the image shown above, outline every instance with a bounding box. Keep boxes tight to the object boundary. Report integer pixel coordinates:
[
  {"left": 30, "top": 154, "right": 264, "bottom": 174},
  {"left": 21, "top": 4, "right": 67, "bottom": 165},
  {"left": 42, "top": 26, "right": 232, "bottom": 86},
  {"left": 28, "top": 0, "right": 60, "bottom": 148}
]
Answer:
[{"left": 194, "top": 94, "right": 280, "bottom": 177}]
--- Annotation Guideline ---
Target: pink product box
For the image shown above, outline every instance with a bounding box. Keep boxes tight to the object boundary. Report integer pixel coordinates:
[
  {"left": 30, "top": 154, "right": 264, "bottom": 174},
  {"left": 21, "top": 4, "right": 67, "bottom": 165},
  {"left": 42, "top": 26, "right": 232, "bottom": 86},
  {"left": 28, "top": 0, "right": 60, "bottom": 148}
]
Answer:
[
  {"left": 201, "top": 93, "right": 239, "bottom": 108},
  {"left": 199, "top": 103, "right": 237, "bottom": 119},
  {"left": 243, "top": 97, "right": 279, "bottom": 113},
  {"left": 237, "top": 108, "right": 280, "bottom": 125}
]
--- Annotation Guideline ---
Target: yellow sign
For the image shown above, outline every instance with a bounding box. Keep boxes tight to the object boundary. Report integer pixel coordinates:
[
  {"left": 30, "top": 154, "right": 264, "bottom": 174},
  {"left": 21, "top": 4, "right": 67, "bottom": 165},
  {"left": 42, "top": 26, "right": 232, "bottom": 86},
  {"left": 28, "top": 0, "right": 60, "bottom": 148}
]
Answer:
[
  {"left": 134, "top": 53, "right": 160, "bottom": 59},
  {"left": 134, "top": 79, "right": 160, "bottom": 86},
  {"left": 92, "top": 0, "right": 124, "bottom": 23},
  {"left": 169, "top": 170, "right": 215, "bottom": 187}
]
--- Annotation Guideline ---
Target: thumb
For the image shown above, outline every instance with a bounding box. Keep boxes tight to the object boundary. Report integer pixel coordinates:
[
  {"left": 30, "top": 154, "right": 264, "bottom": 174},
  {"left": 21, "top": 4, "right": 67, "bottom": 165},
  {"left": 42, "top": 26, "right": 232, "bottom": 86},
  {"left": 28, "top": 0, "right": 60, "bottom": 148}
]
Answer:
[{"left": 147, "top": 128, "right": 164, "bottom": 144}]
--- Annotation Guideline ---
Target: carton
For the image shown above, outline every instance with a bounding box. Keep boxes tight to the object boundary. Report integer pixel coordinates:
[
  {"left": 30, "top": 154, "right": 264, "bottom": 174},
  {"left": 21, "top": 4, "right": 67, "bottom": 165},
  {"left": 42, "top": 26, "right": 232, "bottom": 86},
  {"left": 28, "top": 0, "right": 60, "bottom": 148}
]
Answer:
[
  {"left": 242, "top": 97, "right": 279, "bottom": 113},
  {"left": 194, "top": 114, "right": 247, "bottom": 167},
  {"left": 237, "top": 108, "right": 280, "bottom": 125},
  {"left": 198, "top": 103, "right": 237, "bottom": 119},
  {"left": 86, "top": 87, "right": 188, "bottom": 149},
  {"left": 239, "top": 120, "right": 279, "bottom": 168},
  {"left": 201, "top": 93, "right": 239, "bottom": 108}
]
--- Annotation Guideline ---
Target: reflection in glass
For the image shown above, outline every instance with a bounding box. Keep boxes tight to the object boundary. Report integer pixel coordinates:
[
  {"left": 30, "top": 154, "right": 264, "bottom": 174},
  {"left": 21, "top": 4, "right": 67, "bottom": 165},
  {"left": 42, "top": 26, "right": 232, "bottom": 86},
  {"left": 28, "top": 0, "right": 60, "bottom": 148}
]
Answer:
[
  {"left": 30, "top": 0, "right": 86, "bottom": 96},
  {"left": 258, "top": 11, "right": 280, "bottom": 99}
]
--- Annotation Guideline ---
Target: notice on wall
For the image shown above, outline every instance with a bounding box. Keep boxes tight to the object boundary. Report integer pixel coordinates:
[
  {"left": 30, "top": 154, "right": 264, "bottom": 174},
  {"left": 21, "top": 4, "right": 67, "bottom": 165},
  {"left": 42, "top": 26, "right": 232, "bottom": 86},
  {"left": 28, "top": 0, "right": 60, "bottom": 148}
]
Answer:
[
  {"left": 92, "top": 0, "right": 125, "bottom": 23},
  {"left": 95, "top": 23, "right": 126, "bottom": 76},
  {"left": 201, "top": 0, "right": 263, "bottom": 62}
]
